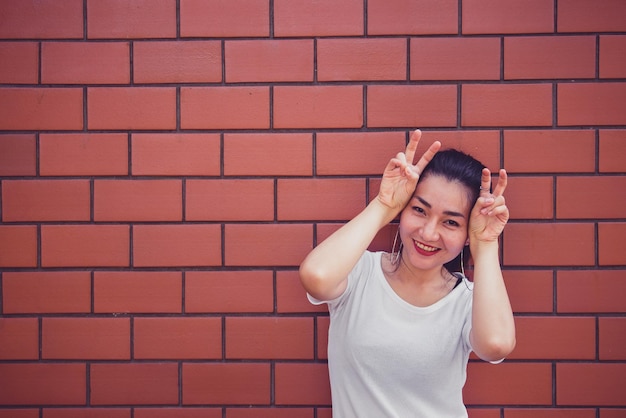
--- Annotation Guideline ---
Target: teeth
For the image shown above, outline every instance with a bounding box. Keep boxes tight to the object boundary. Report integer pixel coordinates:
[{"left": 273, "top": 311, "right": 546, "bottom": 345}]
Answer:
[{"left": 415, "top": 241, "right": 438, "bottom": 252}]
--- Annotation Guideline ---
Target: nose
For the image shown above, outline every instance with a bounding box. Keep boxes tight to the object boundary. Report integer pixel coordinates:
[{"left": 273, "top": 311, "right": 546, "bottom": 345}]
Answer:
[{"left": 420, "top": 218, "right": 439, "bottom": 242}]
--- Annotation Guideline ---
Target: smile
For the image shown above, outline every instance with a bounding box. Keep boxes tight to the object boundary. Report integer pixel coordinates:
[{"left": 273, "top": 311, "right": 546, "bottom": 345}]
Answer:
[{"left": 413, "top": 240, "right": 441, "bottom": 256}]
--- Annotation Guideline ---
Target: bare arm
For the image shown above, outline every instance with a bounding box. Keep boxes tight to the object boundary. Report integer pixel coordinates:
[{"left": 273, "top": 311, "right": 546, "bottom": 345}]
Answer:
[
  {"left": 299, "top": 130, "right": 441, "bottom": 301},
  {"left": 469, "top": 169, "right": 516, "bottom": 362}
]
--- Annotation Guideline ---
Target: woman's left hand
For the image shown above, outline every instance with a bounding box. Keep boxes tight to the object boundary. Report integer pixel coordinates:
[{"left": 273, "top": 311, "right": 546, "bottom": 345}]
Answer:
[{"left": 469, "top": 168, "right": 509, "bottom": 243}]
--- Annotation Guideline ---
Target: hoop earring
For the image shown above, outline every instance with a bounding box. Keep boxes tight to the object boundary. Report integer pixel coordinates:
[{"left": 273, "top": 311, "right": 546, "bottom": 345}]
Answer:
[
  {"left": 391, "top": 228, "right": 403, "bottom": 265},
  {"left": 460, "top": 247, "right": 466, "bottom": 277}
]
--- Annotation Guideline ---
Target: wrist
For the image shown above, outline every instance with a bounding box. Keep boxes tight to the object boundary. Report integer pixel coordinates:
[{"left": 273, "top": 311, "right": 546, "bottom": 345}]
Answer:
[{"left": 369, "top": 197, "right": 402, "bottom": 228}]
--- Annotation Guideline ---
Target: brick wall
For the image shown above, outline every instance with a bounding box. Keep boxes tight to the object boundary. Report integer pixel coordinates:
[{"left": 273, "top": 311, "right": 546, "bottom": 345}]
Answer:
[{"left": 0, "top": 0, "right": 625, "bottom": 416}]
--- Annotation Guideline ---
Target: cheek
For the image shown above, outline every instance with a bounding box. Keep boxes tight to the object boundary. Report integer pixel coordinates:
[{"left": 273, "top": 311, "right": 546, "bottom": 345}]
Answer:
[{"left": 446, "top": 230, "right": 469, "bottom": 251}]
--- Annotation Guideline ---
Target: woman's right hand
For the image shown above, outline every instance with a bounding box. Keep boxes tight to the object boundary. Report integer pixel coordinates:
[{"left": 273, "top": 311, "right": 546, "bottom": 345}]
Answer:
[{"left": 376, "top": 129, "right": 441, "bottom": 214}]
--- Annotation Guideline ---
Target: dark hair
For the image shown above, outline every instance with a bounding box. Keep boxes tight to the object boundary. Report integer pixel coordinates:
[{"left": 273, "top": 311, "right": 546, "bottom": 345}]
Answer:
[{"left": 418, "top": 149, "right": 486, "bottom": 275}]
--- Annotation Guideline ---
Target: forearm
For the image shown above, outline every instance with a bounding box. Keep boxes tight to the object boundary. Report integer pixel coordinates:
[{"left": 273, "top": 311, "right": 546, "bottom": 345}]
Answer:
[
  {"left": 300, "top": 198, "right": 396, "bottom": 300},
  {"left": 469, "top": 241, "right": 516, "bottom": 361}
]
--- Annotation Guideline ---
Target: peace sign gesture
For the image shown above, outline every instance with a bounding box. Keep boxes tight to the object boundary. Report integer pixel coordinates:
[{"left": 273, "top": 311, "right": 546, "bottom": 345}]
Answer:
[
  {"left": 469, "top": 168, "right": 510, "bottom": 244},
  {"left": 376, "top": 130, "right": 441, "bottom": 216}
]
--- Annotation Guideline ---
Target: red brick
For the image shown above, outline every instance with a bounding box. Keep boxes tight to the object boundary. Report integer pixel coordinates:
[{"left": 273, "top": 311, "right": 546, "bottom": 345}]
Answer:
[
  {"left": 185, "top": 271, "right": 274, "bottom": 314},
  {"left": 0, "top": 411, "right": 38, "bottom": 418},
  {"left": 41, "top": 225, "right": 129, "bottom": 267},
  {"left": 132, "top": 133, "right": 220, "bottom": 176},
  {"left": 87, "top": 0, "right": 176, "bottom": 39},
  {"left": 226, "top": 408, "right": 314, "bottom": 418},
  {"left": 180, "top": 0, "right": 269, "bottom": 37},
  {"left": 503, "top": 223, "right": 595, "bottom": 266},
  {"left": 224, "top": 133, "right": 313, "bottom": 176},
  {"left": 558, "top": 0, "right": 626, "bottom": 32},
  {"left": 94, "top": 271, "right": 182, "bottom": 314},
  {"left": 417, "top": 130, "right": 502, "bottom": 170},
  {"left": 133, "top": 224, "right": 221, "bottom": 267},
  {"left": 134, "top": 408, "right": 220, "bottom": 418},
  {"left": 226, "top": 40, "right": 313, "bottom": 82},
  {"left": 0, "top": 364, "right": 86, "bottom": 405},
  {"left": 0, "top": 0, "right": 83, "bottom": 39},
  {"left": 0, "top": 88, "right": 83, "bottom": 130},
  {"left": 90, "top": 363, "right": 178, "bottom": 405},
  {"left": 277, "top": 179, "right": 365, "bottom": 221},
  {"left": 503, "top": 129, "right": 596, "bottom": 173},
  {"left": 42, "top": 318, "right": 130, "bottom": 360},
  {"left": 2, "top": 179, "right": 91, "bottom": 222},
  {"left": 42, "top": 41, "right": 130, "bottom": 84},
  {"left": 462, "top": 0, "right": 554, "bottom": 34},
  {"left": 88, "top": 87, "right": 176, "bottom": 130},
  {"left": 276, "top": 270, "right": 328, "bottom": 314},
  {"left": 556, "top": 363, "right": 626, "bottom": 406},
  {"left": 134, "top": 317, "right": 222, "bottom": 359},
  {"left": 600, "top": 35, "right": 626, "bottom": 78},
  {"left": 410, "top": 37, "right": 500, "bottom": 81},
  {"left": 599, "top": 129, "right": 626, "bottom": 173},
  {"left": 94, "top": 180, "right": 182, "bottom": 222},
  {"left": 134, "top": 41, "right": 221, "bottom": 83},
  {"left": 316, "top": 131, "right": 406, "bottom": 176},
  {"left": 504, "top": 409, "right": 595, "bottom": 418},
  {"left": 225, "top": 224, "right": 312, "bottom": 266},
  {"left": 274, "top": 0, "right": 363, "bottom": 37},
  {"left": 462, "top": 84, "right": 553, "bottom": 127},
  {"left": 2, "top": 271, "right": 91, "bottom": 314},
  {"left": 0, "top": 225, "right": 37, "bottom": 268},
  {"left": 226, "top": 317, "right": 314, "bottom": 359},
  {"left": 598, "top": 223, "right": 626, "bottom": 266},
  {"left": 181, "top": 87, "right": 270, "bottom": 129},
  {"left": 506, "top": 176, "right": 554, "bottom": 219},
  {"left": 510, "top": 317, "right": 595, "bottom": 360},
  {"left": 40, "top": 133, "right": 128, "bottom": 176},
  {"left": 0, "top": 134, "right": 36, "bottom": 176},
  {"left": 316, "top": 316, "right": 330, "bottom": 360},
  {"left": 464, "top": 362, "right": 552, "bottom": 405},
  {"left": 368, "top": 0, "right": 457, "bottom": 35},
  {"left": 274, "top": 363, "right": 331, "bottom": 405},
  {"left": 186, "top": 179, "right": 274, "bottom": 221},
  {"left": 503, "top": 270, "right": 554, "bottom": 313},
  {"left": 0, "top": 318, "right": 39, "bottom": 360},
  {"left": 557, "top": 270, "right": 626, "bottom": 313},
  {"left": 44, "top": 409, "right": 131, "bottom": 418},
  {"left": 0, "top": 42, "right": 38, "bottom": 83},
  {"left": 367, "top": 85, "right": 457, "bottom": 128},
  {"left": 182, "top": 363, "right": 271, "bottom": 405},
  {"left": 274, "top": 86, "right": 363, "bottom": 129},
  {"left": 505, "top": 36, "right": 596, "bottom": 79},
  {"left": 318, "top": 38, "right": 406, "bottom": 81},
  {"left": 557, "top": 177, "right": 626, "bottom": 219},
  {"left": 558, "top": 82, "right": 626, "bottom": 126},
  {"left": 467, "top": 410, "right": 501, "bottom": 418},
  {"left": 599, "top": 317, "right": 626, "bottom": 360},
  {"left": 601, "top": 409, "right": 626, "bottom": 418}
]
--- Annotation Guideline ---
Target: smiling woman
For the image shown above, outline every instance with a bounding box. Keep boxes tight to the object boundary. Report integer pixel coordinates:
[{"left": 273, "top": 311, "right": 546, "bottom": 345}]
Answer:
[{"left": 299, "top": 129, "right": 516, "bottom": 418}]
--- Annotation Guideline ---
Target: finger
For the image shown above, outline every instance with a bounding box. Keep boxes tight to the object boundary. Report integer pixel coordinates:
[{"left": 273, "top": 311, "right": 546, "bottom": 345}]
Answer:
[
  {"left": 492, "top": 169, "right": 508, "bottom": 197},
  {"left": 404, "top": 129, "right": 422, "bottom": 165},
  {"left": 415, "top": 140, "right": 441, "bottom": 174},
  {"left": 479, "top": 168, "right": 492, "bottom": 195}
]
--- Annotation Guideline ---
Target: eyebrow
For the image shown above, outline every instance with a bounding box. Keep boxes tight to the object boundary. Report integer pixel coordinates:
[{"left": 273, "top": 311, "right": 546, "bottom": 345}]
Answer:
[{"left": 415, "top": 196, "right": 467, "bottom": 218}]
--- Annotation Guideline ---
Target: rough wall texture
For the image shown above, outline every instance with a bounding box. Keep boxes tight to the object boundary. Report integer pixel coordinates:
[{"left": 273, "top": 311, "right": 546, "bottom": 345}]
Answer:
[{"left": 1, "top": 0, "right": 625, "bottom": 417}]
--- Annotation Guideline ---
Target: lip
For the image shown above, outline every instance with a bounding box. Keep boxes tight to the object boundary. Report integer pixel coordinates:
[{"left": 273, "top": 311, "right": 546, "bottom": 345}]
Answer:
[{"left": 413, "top": 240, "right": 441, "bottom": 256}]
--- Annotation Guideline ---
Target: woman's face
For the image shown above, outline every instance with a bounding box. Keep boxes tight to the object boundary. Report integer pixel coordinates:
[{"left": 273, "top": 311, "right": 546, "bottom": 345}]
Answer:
[{"left": 398, "top": 175, "right": 472, "bottom": 272}]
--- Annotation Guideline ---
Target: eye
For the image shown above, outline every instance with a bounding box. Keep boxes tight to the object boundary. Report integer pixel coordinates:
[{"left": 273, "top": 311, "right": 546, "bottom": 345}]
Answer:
[
  {"left": 413, "top": 206, "right": 426, "bottom": 215},
  {"left": 445, "top": 219, "right": 460, "bottom": 227}
]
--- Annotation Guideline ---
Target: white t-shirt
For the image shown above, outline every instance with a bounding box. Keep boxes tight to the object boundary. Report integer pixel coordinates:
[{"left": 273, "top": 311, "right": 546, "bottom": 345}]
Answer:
[{"left": 309, "top": 251, "right": 474, "bottom": 418}]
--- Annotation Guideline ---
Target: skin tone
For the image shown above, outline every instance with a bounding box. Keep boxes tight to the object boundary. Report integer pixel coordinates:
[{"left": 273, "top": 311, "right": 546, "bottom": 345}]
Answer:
[{"left": 300, "top": 129, "right": 516, "bottom": 361}]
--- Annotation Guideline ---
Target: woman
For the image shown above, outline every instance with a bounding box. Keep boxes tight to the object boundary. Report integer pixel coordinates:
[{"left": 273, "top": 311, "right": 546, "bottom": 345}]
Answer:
[{"left": 299, "top": 130, "right": 516, "bottom": 417}]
